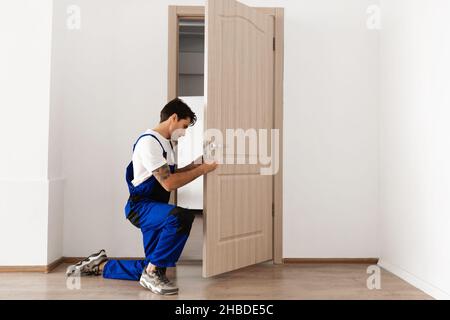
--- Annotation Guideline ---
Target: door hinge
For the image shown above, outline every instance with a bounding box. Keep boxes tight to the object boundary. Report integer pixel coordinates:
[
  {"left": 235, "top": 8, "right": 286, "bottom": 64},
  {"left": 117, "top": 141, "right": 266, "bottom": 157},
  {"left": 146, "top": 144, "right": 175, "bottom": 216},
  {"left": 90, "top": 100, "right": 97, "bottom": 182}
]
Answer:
[
  {"left": 273, "top": 37, "right": 276, "bottom": 51},
  {"left": 272, "top": 203, "right": 275, "bottom": 216}
]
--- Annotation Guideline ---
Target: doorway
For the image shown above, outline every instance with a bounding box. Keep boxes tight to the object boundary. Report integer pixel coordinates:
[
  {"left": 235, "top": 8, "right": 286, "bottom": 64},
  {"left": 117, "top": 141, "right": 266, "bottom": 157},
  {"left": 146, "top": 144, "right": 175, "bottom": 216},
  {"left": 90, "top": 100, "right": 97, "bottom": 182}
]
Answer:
[{"left": 168, "top": 3, "right": 284, "bottom": 277}]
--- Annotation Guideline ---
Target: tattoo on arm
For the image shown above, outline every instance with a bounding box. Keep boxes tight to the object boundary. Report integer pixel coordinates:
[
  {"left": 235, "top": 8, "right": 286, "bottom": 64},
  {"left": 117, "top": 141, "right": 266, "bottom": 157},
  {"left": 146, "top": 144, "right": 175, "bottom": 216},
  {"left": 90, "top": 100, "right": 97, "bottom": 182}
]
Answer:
[{"left": 152, "top": 163, "right": 171, "bottom": 183}]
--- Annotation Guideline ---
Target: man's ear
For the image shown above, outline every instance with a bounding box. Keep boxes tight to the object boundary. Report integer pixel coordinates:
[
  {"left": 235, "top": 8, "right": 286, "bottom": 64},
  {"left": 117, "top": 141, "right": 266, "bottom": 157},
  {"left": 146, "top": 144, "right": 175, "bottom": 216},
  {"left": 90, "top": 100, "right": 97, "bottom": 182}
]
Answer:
[{"left": 171, "top": 113, "right": 178, "bottom": 122}]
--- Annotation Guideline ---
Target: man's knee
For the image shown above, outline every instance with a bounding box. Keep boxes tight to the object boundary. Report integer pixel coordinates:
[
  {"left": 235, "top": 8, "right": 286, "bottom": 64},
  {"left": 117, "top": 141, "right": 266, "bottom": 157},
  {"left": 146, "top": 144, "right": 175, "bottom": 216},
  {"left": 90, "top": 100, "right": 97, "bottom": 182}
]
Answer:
[{"left": 168, "top": 207, "right": 195, "bottom": 235}]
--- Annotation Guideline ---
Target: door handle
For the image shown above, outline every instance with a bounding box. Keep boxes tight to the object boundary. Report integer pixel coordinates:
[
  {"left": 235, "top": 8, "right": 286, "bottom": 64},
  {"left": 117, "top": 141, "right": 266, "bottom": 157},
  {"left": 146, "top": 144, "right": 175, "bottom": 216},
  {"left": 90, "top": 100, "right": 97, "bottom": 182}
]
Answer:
[
  {"left": 204, "top": 141, "right": 227, "bottom": 150},
  {"left": 210, "top": 143, "right": 221, "bottom": 150}
]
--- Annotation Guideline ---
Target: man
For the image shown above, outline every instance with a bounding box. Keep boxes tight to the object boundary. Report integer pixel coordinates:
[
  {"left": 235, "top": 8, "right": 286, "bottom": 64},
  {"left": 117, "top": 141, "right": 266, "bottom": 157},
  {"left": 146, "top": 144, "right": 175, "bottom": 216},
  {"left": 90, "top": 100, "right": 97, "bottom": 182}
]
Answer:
[{"left": 66, "top": 98, "right": 218, "bottom": 295}]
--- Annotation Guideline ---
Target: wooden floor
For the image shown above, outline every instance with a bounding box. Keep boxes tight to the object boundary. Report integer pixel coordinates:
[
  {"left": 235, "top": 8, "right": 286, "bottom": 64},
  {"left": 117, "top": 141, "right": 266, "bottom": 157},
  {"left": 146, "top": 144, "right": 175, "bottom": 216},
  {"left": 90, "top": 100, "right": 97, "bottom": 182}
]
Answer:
[{"left": 0, "top": 262, "right": 432, "bottom": 300}]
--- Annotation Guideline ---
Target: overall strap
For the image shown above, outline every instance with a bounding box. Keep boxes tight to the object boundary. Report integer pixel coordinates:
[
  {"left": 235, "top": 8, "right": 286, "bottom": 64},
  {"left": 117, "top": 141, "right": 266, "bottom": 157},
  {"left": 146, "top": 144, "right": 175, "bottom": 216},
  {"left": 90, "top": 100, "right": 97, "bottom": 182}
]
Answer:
[{"left": 133, "top": 133, "right": 169, "bottom": 158}]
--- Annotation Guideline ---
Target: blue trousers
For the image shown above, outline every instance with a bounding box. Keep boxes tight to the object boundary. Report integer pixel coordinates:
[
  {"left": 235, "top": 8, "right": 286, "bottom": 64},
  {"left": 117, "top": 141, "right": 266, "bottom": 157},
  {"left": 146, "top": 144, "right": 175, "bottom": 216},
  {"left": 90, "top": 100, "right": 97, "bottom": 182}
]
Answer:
[{"left": 103, "top": 202, "right": 195, "bottom": 281}]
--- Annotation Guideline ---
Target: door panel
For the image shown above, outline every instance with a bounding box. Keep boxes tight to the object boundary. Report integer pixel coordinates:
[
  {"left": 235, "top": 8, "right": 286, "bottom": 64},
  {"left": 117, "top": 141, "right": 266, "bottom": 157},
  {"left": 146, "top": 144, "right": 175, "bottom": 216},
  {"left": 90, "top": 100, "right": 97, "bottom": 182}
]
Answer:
[{"left": 203, "top": 0, "right": 274, "bottom": 277}]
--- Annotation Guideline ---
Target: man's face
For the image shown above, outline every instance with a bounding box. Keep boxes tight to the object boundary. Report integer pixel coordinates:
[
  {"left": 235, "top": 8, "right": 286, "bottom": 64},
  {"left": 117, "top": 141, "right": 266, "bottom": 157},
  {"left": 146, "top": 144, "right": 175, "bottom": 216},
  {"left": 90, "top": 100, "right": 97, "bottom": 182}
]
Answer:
[{"left": 169, "top": 115, "right": 191, "bottom": 141}]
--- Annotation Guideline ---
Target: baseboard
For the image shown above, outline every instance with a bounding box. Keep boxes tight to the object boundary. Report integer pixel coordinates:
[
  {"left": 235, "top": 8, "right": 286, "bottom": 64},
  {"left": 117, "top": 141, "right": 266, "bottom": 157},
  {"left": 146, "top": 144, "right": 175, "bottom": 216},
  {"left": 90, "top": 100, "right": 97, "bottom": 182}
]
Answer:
[
  {"left": 1, "top": 257, "right": 379, "bottom": 273},
  {"left": 0, "top": 257, "right": 64, "bottom": 273},
  {"left": 378, "top": 258, "right": 449, "bottom": 300},
  {"left": 283, "top": 258, "right": 379, "bottom": 264},
  {"left": 0, "top": 257, "right": 202, "bottom": 273}
]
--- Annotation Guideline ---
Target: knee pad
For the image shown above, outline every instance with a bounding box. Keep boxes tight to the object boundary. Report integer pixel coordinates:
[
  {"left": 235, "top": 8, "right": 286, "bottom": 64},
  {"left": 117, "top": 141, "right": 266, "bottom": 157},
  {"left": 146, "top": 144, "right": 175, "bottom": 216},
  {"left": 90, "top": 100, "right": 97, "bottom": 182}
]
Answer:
[{"left": 168, "top": 207, "right": 195, "bottom": 235}]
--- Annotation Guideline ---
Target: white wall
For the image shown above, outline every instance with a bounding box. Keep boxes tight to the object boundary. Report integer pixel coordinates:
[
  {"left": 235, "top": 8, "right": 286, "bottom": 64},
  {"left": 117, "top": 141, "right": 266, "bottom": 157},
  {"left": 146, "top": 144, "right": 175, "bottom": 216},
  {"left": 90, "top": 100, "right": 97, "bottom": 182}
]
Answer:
[
  {"left": 278, "top": 0, "right": 380, "bottom": 258},
  {"left": 52, "top": 0, "right": 174, "bottom": 258},
  {"left": 378, "top": 0, "right": 450, "bottom": 299},
  {"left": 0, "top": 0, "right": 54, "bottom": 265},
  {"left": 49, "top": 0, "right": 381, "bottom": 260}
]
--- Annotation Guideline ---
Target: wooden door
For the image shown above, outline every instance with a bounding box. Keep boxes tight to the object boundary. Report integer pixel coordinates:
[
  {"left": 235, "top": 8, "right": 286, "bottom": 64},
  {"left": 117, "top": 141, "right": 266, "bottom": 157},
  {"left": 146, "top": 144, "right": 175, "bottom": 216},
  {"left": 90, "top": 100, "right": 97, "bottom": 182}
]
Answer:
[{"left": 203, "top": 0, "right": 274, "bottom": 277}]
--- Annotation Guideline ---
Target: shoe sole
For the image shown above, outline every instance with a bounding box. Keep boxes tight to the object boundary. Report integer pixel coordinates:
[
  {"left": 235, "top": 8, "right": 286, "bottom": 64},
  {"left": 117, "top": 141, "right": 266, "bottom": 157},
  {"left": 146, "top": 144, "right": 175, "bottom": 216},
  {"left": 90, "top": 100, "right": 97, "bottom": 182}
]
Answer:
[
  {"left": 139, "top": 277, "right": 179, "bottom": 295},
  {"left": 66, "top": 250, "right": 107, "bottom": 276}
]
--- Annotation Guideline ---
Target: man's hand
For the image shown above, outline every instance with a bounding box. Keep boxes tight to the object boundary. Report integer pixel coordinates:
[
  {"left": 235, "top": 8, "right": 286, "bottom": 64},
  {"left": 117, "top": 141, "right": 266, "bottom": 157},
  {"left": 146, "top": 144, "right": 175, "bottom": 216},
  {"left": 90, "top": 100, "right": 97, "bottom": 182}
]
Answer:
[
  {"left": 201, "top": 161, "right": 218, "bottom": 174},
  {"left": 175, "top": 155, "right": 203, "bottom": 173}
]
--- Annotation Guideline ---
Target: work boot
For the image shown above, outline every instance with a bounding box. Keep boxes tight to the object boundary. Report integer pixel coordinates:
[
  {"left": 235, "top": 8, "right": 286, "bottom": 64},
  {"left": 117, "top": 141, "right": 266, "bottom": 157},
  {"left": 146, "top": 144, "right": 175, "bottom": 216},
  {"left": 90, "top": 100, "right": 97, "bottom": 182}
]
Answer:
[
  {"left": 66, "top": 249, "right": 108, "bottom": 276},
  {"left": 139, "top": 266, "right": 178, "bottom": 295}
]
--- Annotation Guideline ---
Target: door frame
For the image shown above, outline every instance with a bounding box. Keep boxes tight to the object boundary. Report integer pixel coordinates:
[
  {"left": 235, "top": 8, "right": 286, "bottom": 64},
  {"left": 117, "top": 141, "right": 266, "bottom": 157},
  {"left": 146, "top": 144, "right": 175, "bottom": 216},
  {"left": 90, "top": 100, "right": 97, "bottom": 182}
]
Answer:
[{"left": 167, "top": 5, "right": 284, "bottom": 265}]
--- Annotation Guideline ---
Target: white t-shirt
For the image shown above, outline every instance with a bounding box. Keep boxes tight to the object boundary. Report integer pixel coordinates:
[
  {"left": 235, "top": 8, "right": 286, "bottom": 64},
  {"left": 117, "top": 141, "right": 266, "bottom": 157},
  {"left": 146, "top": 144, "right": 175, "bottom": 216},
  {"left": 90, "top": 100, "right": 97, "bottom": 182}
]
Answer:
[{"left": 131, "top": 129, "right": 176, "bottom": 187}]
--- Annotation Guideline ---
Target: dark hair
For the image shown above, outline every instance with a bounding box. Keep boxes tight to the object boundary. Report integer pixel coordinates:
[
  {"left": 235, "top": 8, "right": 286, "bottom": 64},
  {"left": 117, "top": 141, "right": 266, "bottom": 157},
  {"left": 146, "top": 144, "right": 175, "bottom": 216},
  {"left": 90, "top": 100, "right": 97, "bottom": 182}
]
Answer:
[{"left": 160, "top": 98, "right": 197, "bottom": 126}]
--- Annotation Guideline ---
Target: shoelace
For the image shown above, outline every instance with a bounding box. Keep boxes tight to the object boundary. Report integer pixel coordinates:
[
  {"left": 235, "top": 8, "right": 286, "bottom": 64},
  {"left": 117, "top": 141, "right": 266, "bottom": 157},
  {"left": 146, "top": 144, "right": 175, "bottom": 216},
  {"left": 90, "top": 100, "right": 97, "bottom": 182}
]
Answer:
[
  {"left": 82, "top": 265, "right": 101, "bottom": 276},
  {"left": 153, "top": 269, "right": 170, "bottom": 285}
]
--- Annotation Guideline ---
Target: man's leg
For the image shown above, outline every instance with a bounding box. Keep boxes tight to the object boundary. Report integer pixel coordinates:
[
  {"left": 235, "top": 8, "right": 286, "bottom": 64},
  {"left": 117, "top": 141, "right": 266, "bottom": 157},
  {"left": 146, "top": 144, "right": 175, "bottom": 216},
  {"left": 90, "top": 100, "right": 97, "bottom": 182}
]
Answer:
[
  {"left": 145, "top": 206, "right": 195, "bottom": 269},
  {"left": 102, "top": 204, "right": 195, "bottom": 282},
  {"left": 102, "top": 259, "right": 146, "bottom": 281},
  {"left": 138, "top": 206, "right": 195, "bottom": 295},
  {"left": 102, "top": 203, "right": 171, "bottom": 280}
]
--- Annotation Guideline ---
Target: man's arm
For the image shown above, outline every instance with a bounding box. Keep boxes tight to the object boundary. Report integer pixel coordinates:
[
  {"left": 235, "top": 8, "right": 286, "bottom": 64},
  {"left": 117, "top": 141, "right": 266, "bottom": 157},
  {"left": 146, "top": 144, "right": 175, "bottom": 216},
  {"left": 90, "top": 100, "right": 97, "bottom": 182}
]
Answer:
[{"left": 152, "top": 160, "right": 217, "bottom": 192}]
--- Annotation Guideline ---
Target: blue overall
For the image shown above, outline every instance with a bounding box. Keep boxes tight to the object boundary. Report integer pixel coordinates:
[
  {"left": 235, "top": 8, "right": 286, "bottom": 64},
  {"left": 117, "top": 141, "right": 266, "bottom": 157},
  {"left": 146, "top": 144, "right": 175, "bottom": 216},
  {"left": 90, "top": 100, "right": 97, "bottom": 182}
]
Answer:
[{"left": 103, "top": 133, "right": 195, "bottom": 281}]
